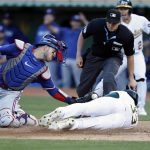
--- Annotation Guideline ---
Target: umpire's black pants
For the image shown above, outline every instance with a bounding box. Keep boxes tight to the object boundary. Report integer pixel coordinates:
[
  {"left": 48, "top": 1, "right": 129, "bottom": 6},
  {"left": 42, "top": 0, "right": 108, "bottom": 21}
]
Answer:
[{"left": 77, "top": 52, "right": 122, "bottom": 97}]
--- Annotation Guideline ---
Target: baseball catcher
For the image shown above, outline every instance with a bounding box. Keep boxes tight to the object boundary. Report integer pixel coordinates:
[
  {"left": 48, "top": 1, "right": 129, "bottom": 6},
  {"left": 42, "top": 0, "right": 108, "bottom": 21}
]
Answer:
[{"left": 0, "top": 34, "right": 79, "bottom": 128}]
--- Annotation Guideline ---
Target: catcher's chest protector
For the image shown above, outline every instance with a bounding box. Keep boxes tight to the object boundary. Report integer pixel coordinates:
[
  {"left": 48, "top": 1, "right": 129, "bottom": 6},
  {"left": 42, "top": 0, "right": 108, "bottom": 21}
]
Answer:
[{"left": 2, "top": 44, "right": 47, "bottom": 90}]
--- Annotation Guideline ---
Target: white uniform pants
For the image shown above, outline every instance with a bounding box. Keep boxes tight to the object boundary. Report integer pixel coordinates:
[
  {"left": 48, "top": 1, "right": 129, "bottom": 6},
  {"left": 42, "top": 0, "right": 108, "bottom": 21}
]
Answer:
[
  {"left": 0, "top": 88, "right": 21, "bottom": 111},
  {"left": 0, "top": 88, "right": 22, "bottom": 126},
  {"left": 56, "top": 94, "right": 137, "bottom": 130}
]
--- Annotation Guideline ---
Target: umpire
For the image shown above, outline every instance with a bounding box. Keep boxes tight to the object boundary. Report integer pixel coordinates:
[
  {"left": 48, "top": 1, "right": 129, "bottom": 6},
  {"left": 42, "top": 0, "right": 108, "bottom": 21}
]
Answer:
[{"left": 76, "top": 9, "right": 137, "bottom": 97}]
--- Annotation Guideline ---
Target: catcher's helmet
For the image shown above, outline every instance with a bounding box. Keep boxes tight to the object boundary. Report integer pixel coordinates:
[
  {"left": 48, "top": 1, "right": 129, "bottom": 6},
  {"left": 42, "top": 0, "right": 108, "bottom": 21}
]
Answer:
[
  {"left": 116, "top": 0, "right": 132, "bottom": 9},
  {"left": 36, "top": 34, "right": 67, "bottom": 63}
]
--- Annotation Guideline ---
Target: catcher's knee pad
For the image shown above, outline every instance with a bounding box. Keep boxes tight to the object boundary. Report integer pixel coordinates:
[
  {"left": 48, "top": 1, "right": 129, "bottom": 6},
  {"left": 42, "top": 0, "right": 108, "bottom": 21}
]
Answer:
[{"left": 0, "top": 108, "right": 14, "bottom": 127}]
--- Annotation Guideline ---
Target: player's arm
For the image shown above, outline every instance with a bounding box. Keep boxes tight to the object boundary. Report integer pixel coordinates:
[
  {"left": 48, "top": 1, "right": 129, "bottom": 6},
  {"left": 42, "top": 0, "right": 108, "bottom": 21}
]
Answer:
[
  {"left": 127, "top": 55, "right": 137, "bottom": 89},
  {"left": 38, "top": 69, "right": 76, "bottom": 104},
  {"left": 79, "top": 12, "right": 89, "bottom": 25},
  {"left": 38, "top": 68, "right": 93, "bottom": 104},
  {"left": 123, "top": 32, "right": 137, "bottom": 90},
  {"left": 76, "top": 32, "right": 85, "bottom": 68},
  {"left": 142, "top": 16, "right": 150, "bottom": 34},
  {"left": 0, "top": 39, "right": 23, "bottom": 57},
  {"left": 76, "top": 20, "right": 94, "bottom": 68}
]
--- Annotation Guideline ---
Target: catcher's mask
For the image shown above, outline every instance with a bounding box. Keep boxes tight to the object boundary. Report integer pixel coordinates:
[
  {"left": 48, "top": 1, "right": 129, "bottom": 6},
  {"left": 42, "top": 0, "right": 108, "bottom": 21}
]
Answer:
[{"left": 35, "top": 34, "right": 67, "bottom": 63}]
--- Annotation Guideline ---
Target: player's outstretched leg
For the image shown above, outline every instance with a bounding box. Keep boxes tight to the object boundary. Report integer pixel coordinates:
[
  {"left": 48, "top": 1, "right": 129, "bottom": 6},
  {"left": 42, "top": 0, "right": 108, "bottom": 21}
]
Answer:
[
  {"left": 48, "top": 113, "right": 126, "bottom": 131},
  {"left": 48, "top": 118, "right": 75, "bottom": 130},
  {"left": 39, "top": 96, "right": 125, "bottom": 127},
  {"left": 39, "top": 108, "right": 64, "bottom": 127},
  {"left": 39, "top": 101, "right": 92, "bottom": 127}
]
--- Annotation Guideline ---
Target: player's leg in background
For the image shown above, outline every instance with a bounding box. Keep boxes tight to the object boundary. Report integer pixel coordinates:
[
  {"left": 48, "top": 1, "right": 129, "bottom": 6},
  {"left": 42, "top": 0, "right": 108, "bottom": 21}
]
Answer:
[
  {"left": 76, "top": 52, "right": 103, "bottom": 97},
  {"left": 134, "top": 52, "right": 147, "bottom": 115},
  {"left": 47, "top": 60, "right": 62, "bottom": 87},
  {"left": 61, "top": 59, "right": 72, "bottom": 88},
  {"left": 102, "top": 57, "right": 122, "bottom": 95},
  {"left": 70, "top": 58, "right": 82, "bottom": 87}
]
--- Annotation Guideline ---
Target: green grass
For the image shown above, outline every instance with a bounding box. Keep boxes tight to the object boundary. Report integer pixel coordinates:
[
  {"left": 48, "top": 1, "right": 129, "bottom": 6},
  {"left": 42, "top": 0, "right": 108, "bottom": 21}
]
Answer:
[
  {"left": 20, "top": 96, "right": 67, "bottom": 118},
  {"left": 139, "top": 101, "right": 150, "bottom": 121},
  {"left": 0, "top": 140, "right": 150, "bottom": 150}
]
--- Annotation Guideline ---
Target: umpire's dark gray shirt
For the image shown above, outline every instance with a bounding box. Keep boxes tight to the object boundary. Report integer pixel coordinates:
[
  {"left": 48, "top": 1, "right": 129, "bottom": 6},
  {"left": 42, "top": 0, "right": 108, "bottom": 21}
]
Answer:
[{"left": 82, "top": 18, "right": 134, "bottom": 58}]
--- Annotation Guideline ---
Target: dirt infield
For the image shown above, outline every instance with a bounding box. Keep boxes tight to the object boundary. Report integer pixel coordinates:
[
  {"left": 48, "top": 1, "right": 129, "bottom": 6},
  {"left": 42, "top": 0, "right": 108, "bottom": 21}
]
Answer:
[
  {"left": 0, "top": 121, "right": 150, "bottom": 141},
  {"left": 0, "top": 88, "right": 150, "bottom": 141}
]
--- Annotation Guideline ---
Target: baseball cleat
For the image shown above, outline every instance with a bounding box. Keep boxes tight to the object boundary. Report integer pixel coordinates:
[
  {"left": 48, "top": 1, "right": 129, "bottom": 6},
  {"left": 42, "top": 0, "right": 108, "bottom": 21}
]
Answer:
[
  {"left": 48, "top": 118, "right": 75, "bottom": 131},
  {"left": 15, "top": 112, "right": 38, "bottom": 126},
  {"left": 39, "top": 109, "right": 63, "bottom": 127},
  {"left": 138, "top": 107, "right": 147, "bottom": 116}
]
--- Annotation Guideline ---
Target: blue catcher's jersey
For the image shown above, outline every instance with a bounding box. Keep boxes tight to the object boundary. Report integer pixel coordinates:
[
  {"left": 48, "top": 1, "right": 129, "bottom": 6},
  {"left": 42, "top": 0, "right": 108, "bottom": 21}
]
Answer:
[
  {"left": 0, "top": 41, "right": 46, "bottom": 90},
  {"left": 0, "top": 40, "right": 76, "bottom": 104}
]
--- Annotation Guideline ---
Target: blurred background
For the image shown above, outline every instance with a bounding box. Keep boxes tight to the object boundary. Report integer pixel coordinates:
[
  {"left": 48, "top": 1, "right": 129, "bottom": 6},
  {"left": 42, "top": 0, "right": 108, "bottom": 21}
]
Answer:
[
  {"left": 0, "top": 0, "right": 150, "bottom": 89},
  {"left": 0, "top": 0, "right": 149, "bottom": 41}
]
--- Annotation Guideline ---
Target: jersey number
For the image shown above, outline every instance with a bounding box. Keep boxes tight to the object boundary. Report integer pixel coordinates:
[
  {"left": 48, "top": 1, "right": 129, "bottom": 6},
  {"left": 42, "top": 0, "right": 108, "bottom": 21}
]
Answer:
[
  {"left": 138, "top": 41, "right": 142, "bottom": 51},
  {"left": 131, "top": 105, "right": 138, "bottom": 125}
]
